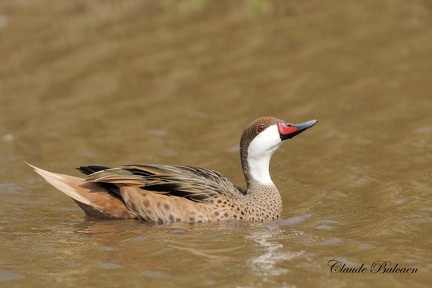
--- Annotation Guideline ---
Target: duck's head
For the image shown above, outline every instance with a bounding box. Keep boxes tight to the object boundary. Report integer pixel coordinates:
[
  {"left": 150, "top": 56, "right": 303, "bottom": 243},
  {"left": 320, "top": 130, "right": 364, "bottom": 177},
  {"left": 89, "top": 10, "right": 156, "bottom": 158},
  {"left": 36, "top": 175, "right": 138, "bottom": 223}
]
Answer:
[{"left": 240, "top": 116, "right": 317, "bottom": 186}]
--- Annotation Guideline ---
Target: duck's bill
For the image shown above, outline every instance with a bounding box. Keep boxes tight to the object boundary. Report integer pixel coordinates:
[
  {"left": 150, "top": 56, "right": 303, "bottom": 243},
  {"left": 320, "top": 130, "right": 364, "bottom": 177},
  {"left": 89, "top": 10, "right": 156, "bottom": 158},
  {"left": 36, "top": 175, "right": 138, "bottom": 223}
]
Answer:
[{"left": 278, "top": 119, "right": 318, "bottom": 140}]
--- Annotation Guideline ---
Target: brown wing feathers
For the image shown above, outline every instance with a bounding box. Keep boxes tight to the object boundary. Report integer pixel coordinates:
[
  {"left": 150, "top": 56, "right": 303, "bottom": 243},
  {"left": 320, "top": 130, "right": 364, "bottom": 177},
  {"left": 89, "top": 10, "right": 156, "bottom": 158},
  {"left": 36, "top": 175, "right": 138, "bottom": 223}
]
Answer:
[{"left": 76, "top": 164, "right": 242, "bottom": 203}]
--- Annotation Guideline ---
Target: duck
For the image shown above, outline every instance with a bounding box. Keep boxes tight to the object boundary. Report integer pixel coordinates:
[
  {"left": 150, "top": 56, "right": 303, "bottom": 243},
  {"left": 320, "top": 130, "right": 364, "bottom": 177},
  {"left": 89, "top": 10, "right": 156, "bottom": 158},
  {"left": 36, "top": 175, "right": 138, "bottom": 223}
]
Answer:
[{"left": 27, "top": 116, "right": 317, "bottom": 224}]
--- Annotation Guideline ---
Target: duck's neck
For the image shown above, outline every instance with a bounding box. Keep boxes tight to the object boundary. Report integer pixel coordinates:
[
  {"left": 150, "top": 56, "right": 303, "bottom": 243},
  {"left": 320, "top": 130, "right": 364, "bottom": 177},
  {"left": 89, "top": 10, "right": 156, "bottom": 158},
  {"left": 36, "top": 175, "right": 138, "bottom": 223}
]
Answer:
[
  {"left": 240, "top": 142, "right": 281, "bottom": 190},
  {"left": 240, "top": 147, "right": 283, "bottom": 220},
  {"left": 240, "top": 147, "right": 282, "bottom": 191},
  {"left": 241, "top": 165, "right": 283, "bottom": 220},
  {"left": 242, "top": 154, "right": 274, "bottom": 188}
]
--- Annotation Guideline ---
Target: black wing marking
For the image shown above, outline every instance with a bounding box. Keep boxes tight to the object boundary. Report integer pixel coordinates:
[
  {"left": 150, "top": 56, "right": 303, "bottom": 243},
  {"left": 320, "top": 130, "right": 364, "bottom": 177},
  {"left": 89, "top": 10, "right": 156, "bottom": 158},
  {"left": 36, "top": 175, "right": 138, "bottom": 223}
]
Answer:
[
  {"left": 78, "top": 164, "right": 246, "bottom": 203},
  {"left": 77, "top": 165, "right": 111, "bottom": 175}
]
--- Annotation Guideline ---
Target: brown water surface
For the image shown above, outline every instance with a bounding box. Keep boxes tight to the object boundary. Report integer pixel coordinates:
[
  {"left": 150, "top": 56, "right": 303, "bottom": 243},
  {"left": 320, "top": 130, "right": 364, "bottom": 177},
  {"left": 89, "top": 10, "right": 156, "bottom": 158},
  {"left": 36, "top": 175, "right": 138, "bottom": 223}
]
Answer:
[{"left": 0, "top": 0, "right": 431, "bottom": 287}]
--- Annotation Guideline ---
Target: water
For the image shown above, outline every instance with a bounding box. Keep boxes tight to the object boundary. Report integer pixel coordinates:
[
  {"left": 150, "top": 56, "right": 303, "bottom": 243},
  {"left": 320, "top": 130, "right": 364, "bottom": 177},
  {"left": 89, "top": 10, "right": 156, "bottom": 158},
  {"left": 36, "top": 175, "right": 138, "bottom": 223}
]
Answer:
[{"left": 1, "top": 0, "right": 431, "bottom": 287}]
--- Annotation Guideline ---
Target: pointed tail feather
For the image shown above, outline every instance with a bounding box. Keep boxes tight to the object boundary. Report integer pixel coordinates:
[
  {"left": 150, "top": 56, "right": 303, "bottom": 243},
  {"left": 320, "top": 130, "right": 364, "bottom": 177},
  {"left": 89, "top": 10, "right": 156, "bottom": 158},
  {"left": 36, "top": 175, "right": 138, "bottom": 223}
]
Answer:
[
  {"left": 26, "top": 162, "right": 136, "bottom": 219},
  {"left": 26, "top": 162, "right": 91, "bottom": 205}
]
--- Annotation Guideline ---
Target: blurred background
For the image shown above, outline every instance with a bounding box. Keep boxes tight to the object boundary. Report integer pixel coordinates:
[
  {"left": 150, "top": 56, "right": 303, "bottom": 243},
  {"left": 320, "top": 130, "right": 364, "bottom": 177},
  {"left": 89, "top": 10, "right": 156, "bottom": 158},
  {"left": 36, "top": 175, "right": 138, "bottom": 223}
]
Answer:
[{"left": 1, "top": 0, "right": 431, "bottom": 287}]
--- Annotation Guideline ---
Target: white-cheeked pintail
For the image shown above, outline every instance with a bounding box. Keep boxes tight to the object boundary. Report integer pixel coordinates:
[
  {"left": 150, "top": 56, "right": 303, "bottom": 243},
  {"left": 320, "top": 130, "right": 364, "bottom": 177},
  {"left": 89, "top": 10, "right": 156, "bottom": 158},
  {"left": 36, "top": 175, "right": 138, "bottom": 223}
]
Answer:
[{"left": 28, "top": 116, "right": 317, "bottom": 224}]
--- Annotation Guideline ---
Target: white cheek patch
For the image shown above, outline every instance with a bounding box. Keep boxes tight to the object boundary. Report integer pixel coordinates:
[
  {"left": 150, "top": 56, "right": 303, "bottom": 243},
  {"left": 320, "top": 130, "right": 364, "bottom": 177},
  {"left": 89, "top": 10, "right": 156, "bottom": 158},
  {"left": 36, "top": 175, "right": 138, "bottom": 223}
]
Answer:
[{"left": 247, "top": 125, "right": 282, "bottom": 185}]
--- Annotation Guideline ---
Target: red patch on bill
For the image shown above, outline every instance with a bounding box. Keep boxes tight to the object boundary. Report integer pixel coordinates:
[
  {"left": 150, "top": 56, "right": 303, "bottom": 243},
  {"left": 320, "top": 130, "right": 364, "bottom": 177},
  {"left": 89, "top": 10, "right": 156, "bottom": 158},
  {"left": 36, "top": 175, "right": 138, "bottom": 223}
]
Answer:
[{"left": 278, "top": 122, "right": 297, "bottom": 135}]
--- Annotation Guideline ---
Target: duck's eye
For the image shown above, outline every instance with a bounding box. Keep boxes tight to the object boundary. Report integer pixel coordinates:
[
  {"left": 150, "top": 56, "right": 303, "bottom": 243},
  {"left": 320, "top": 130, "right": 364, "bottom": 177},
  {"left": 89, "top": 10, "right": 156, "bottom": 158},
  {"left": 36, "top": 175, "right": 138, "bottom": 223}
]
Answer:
[{"left": 257, "top": 124, "right": 265, "bottom": 132}]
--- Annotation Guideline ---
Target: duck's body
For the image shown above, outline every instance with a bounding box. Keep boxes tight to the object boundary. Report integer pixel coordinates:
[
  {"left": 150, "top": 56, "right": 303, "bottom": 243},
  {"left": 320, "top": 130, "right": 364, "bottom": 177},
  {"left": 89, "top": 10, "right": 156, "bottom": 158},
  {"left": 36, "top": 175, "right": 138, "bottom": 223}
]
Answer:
[{"left": 28, "top": 116, "right": 317, "bottom": 224}]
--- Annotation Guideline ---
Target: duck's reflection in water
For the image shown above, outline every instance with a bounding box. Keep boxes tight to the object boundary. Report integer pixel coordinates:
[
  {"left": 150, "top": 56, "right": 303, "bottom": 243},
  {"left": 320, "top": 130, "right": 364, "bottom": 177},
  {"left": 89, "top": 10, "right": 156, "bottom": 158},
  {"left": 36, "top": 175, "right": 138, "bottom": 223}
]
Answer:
[{"left": 247, "top": 226, "right": 305, "bottom": 277}]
